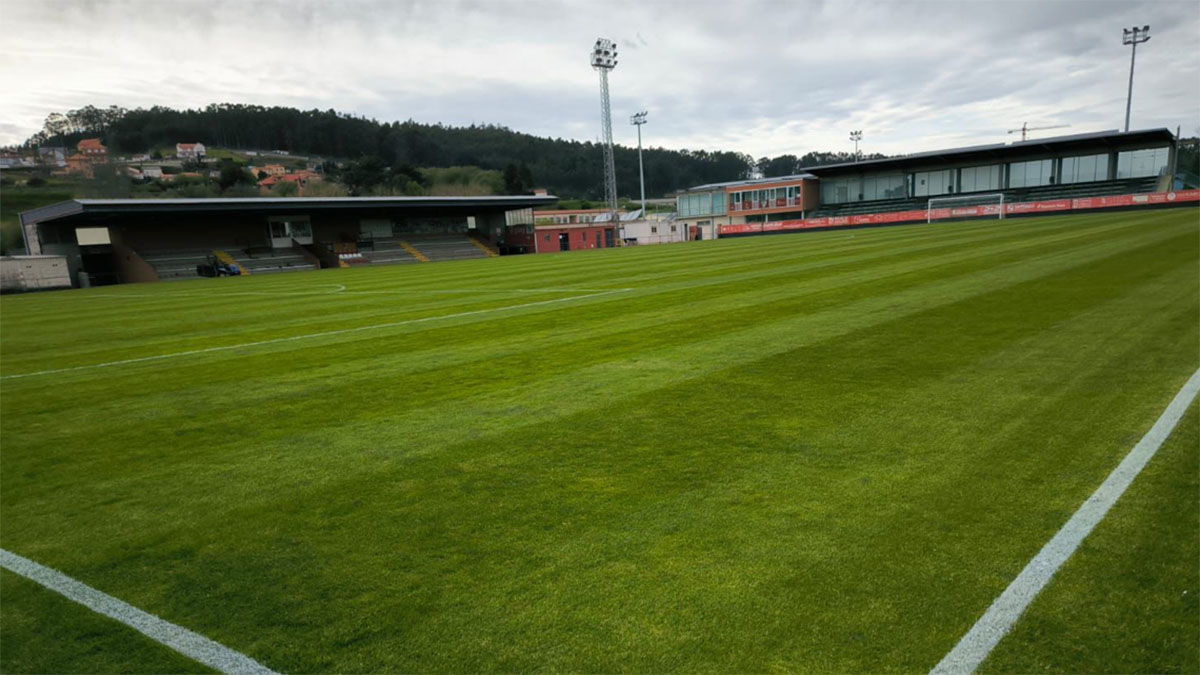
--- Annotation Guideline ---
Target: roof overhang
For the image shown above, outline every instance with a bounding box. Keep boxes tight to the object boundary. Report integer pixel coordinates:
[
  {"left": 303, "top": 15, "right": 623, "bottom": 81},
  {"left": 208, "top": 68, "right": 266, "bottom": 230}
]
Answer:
[
  {"left": 801, "top": 128, "right": 1175, "bottom": 177},
  {"left": 20, "top": 195, "right": 559, "bottom": 228}
]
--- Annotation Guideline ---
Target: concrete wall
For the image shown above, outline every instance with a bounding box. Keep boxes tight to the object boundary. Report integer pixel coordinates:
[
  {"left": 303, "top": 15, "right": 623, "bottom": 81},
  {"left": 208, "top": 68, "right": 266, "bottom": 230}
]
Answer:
[{"left": 0, "top": 256, "right": 73, "bottom": 292}]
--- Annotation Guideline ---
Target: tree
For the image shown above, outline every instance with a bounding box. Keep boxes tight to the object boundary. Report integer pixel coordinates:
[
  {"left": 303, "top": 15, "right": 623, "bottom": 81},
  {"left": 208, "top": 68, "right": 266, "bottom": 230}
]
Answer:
[
  {"left": 503, "top": 163, "right": 522, "bottom": 194},
  {"left": 338, "top": 155, "right": 388, "bottom": 195},
  {"left": 217, "top": 162, "right": 254, "bottom": 191}
]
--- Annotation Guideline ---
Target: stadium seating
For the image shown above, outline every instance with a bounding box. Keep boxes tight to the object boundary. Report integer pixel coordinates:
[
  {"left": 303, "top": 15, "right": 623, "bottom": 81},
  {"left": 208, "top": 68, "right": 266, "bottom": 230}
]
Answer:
[
  {"left": 237, "top": 248, "right": 318, "bottom": 274},
  {"left": 807, "top": 177, "right": 1162, "bottom": 219},
  {"left": 357, "top": 238, "right": 421, "bottom": 265},
  {"left": 404, "top": 234, "right": 491, "bottom": 262},
  {"left": 139, "top": 248, "right": 216, "bottom": 279}
]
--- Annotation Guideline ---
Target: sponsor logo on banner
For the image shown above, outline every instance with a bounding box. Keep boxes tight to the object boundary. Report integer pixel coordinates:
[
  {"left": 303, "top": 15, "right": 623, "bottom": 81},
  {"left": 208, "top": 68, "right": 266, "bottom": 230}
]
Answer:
[{"left": 719, "top": 191, "right": 1197, "bottom": 237}]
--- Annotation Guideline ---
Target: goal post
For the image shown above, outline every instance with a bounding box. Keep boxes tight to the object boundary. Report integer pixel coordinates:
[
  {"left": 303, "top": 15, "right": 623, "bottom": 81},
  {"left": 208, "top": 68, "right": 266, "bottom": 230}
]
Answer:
[{"left": 927, "top": 193, "right": 1005, "bottom": 223}]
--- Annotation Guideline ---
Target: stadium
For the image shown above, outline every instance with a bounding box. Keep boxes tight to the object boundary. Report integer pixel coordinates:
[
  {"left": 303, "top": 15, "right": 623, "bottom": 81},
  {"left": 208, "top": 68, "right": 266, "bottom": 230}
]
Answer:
[{"left": 2, "top": 6, "right": 1199, "bottom": 675}]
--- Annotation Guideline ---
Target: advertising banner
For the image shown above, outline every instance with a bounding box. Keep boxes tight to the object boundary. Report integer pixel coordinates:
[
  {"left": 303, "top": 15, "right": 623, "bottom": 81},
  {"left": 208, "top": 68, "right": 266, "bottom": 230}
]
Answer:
[{"left": 718, "top": 191, "right": 1198, "bottom": 237}]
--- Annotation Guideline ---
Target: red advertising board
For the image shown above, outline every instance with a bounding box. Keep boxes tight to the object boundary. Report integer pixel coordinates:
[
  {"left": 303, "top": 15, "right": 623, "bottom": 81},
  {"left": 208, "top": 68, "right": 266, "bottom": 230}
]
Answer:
[{"left": 717, "top": 190, "right": 1199, "bottom": 237}]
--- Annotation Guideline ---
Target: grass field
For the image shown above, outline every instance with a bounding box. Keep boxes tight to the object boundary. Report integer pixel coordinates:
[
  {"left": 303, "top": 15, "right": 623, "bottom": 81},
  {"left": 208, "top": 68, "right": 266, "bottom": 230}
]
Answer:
[{"left": 1, "top": 209, "right": 1197, "bottom": 673}]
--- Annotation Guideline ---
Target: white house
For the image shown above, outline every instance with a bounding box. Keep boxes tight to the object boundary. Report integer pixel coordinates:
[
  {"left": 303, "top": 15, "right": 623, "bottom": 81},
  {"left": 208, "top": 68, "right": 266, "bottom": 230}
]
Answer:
[
  {"left": 176, "top": 142, "right": 206, "bottom": 159},
  {"left": 141, "top": 166, "right": 164, "bottom": 179}
]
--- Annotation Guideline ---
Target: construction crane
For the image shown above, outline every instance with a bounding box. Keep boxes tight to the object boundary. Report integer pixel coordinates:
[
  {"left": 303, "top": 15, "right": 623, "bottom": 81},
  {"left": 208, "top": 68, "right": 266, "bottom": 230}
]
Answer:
[{"left": 1008, "top": 122, "right": 1071, "bottom": 142}]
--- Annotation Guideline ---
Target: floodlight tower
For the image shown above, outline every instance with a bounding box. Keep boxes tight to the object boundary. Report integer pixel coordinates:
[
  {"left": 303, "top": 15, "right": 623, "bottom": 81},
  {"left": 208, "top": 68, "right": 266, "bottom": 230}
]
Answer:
[
  {"left": 631, "top": 111, "right": 648, "bottom": 223},
  {"left": 850, "top": 130, "right": 863, "bottom": 162},
  {"left": 1122, "top": 25, "right": 1150, "bottom": 132},
  {"left": 591, "top": 38, "right": 620, "bottom": 230}
]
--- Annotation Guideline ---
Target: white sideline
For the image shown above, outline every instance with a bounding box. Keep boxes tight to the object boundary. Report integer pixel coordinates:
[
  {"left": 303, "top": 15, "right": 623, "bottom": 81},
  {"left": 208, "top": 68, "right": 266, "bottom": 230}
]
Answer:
[
  {"left": 931, "top": 366, "right": 1200, "bottom": 674},
  {"left": 0, "top": 548, "right": 276, "bottom": 674},
  {"left": 1, "top": 288, "right": 632, "bottom": 381}
]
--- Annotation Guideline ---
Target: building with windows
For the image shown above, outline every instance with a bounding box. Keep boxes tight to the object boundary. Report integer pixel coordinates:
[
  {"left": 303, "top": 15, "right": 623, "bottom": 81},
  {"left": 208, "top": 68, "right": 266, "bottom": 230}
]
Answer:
[
  {"left": 676, "top": 128, "right": 1185, "bottom": 237},
  {"left": 801, "top": 128, "right": 1175, "bottom": 217},
  {"left": 176, "top": 142, "right": 206, "bottom": 159},
  {"left": 674, "top": 174, "right": 820, "bottom": 240},
  {"left": 76, "top": 138, "right": 107, "bottom": 162}
]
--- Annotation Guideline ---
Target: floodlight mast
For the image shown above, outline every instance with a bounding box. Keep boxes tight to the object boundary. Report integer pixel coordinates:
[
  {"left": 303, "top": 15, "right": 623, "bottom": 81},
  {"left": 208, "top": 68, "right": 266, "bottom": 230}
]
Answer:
[
  {"left": 1122, "top": 25, "right": 1150, "bottom": 133},
  {"left": 849, "top": 130, "right": 863, "bottom": 162},
  {"left": 631, "top": 111, "right": 648, "bottom": 227},
  {"left": 591, "top": 38, "right": 620, "bottom": 235}
]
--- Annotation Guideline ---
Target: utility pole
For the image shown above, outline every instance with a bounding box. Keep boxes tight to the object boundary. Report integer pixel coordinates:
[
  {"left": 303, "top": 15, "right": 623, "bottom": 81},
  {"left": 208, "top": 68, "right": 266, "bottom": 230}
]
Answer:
[
  {"left": 1122, "top": 25, "right": 1150, "bottom": 132},
  {"left": 849, "top": 130, "right": 863, "bottom": 162},
  {"left": 631, "top": 111, "right": 648, "bottom": 225},
  {"left": 590, "top": 38, "right": 620, "bottom": 235}
]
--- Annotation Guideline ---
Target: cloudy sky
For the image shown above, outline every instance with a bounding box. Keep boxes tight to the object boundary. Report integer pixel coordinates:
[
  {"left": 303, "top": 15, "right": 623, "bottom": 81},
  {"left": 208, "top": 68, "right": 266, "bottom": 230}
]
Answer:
[{"left": 1, "top": 0, "right": 1197, "bottom": 157}]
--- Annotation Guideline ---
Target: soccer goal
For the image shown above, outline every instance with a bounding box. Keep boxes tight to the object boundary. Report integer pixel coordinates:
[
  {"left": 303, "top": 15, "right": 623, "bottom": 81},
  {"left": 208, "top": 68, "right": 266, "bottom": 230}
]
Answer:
[{"left": 926, "top": 193, "right": 1005, "bottom": 223}]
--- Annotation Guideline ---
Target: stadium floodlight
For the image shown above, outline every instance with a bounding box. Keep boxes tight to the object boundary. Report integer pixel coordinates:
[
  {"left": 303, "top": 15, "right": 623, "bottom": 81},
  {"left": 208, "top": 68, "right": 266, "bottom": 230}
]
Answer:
[
  {"left": 849, "top": 130, "right": 863, "bottom": 162},
  {"left": 591, "top": 38, "right": 620, "bottom": 232},
  {"left": 1121, "top": 25, "right": 1150, "bottom": 133},
  {"left": 630, "top": 111, "right": 648, "bottom": 228}
]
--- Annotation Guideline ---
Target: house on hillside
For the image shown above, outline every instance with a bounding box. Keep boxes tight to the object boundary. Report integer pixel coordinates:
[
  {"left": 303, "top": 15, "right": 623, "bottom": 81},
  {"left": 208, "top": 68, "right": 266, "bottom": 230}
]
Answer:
[
  {"left": 261, "top": 164, "right": 287, "bottom": 177},
  {"left": 66, "top": 154, "right": 94, "bottom": 177},
  {"left": 141, "top": 166, "right": 164, "bottom": 180},
  {"left": 176, "top": 142, "right": 206, "bottom": 159},
  {"left": 77, "top": 138, "right": 107, "bottom": 162},
  {"left": 38, "top": 147, "right": 67, "bottom": 167},
  {"left": 258, "top": 171, "right": 320, "bottom": 192}
]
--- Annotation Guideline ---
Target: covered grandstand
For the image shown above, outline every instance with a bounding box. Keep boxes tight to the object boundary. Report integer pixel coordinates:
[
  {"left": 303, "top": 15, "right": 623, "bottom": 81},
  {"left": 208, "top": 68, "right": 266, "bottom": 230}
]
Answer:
[
  {"left": 675, "top": 128, "right": 1189, "bottom": 235},
  {"left": 18, "top": 195, "right": 554, "bottom": 286}
]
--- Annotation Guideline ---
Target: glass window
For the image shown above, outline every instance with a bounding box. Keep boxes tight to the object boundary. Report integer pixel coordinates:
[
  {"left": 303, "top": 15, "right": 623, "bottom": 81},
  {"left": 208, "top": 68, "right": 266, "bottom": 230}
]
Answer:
[
  {"left": 1061, "top": 154, "right": 1109, "bottom": 184},
  {"left": 1116, "top": 147, "right": 1169, "bottom": 178},
  {"left": 912, "top": 169, "right": 955, "bottom": 197},
  {"left": 959, "top": 165, "right": 1001, "bottom": 193},
  {"left": 712, "top": 192, "right": 725, "bottom": 215},
  {"left": 1008, "top": 159, "right": 1054, "bottom": 188}
]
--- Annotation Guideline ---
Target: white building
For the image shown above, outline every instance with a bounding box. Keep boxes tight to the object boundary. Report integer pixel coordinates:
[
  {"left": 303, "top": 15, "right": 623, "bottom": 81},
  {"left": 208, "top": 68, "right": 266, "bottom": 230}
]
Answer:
[{"left": 176, "top": 142, "right": 206, "bottom": 159}]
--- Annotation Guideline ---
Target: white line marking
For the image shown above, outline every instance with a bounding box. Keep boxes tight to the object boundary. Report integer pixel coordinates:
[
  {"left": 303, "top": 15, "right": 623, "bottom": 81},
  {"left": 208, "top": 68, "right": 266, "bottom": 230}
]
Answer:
[
  {"left": 931, "top": 366, "right": 1200, "bottom": 674},
  {"left": 84, "top": 286, "right": 620, "bottom": 299},
  {"left": 0, "top": 547, "right": 275, "bottom": 674},
  {"left": 1, "top": 289, "right": 632, "bottom": 381}
]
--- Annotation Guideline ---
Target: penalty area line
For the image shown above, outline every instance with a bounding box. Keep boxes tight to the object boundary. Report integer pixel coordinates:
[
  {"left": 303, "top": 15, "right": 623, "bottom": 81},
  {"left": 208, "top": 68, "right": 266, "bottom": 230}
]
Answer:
[
  {"left": 1, "top": 288, "right": 633, "bottom": 381},
  {"left": 0, "top": 548, "right": 276, "bottom": 674},
  {"left": 930, "top": 365, "right": 1200, "bottom": 674}
]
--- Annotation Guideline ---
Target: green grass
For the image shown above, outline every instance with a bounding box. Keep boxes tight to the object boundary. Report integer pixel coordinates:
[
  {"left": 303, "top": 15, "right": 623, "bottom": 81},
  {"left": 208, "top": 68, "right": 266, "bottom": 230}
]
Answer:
[
  {"left": 1, "top": 209, "right": 1197, "bottom": 672},
  {"left": 980, "top": 406, "right": 1199, "bottom": 673}
]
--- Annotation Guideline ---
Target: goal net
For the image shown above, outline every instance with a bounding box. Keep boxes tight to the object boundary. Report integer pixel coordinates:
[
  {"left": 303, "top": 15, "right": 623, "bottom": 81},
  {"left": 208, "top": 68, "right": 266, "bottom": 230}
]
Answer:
[{"left": 927, "top": 193, "right": 1005, "bottom": 223}]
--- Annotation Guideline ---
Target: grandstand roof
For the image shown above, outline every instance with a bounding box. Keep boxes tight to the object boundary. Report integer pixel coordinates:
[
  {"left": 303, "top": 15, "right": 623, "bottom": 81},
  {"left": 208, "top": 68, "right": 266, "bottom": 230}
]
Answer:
[
  {"left": 20, "top": 195, "right": 558, "bottom": 227},
  {"left": 801, "top": 128, "right": 1175, "bottom": 176},
  {"left": 680, "top": 173, "right": 818, "bottom": 193}
]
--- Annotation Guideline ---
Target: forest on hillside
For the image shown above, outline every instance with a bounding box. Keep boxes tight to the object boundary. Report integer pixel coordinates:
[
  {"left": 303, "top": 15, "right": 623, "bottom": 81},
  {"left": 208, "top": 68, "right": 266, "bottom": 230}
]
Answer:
[{"left": 22, "top": 104, "right": 886, "bottom": 199}]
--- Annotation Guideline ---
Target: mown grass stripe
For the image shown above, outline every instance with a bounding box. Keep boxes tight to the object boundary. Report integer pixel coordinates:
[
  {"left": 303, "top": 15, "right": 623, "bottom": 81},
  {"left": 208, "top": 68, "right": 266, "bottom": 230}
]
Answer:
[
  {"left": 0, "top": 548, "right": 275, "bottom": 674},
  {"left": 931, "top": 366, "right": 1200, "bottom": 674},
  {"left": 0, "top": 289, "right": 631, "bottom": 380}
]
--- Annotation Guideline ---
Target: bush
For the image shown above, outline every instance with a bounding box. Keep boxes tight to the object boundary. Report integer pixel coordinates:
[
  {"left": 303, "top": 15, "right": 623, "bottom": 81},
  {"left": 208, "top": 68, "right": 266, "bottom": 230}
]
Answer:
[{"left": 26, "top": 177, "right": 46, "bottom": 188}]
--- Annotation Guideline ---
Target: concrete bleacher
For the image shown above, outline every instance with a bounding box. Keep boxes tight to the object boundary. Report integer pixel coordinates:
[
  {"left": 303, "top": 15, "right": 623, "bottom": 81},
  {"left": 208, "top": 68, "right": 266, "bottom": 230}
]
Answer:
[
  {"left": 358, "top": 238, "right": 420, "bottom": 265},
  {"left": 237, "top": 249, "right": 317, "bottom": 274},
  {"left": 405, "top": 234, "right": 491, "bottom": 262},
  {"left": 807, "top": 177, "right": 1162, "bottom": 219},
  {"left": 139, "top": 248, "right": 214, "bottom": 280}
]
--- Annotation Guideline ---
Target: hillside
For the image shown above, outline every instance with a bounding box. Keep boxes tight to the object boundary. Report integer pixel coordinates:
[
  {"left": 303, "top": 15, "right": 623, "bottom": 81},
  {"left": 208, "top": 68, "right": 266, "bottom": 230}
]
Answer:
[{"left": 21, "top": 104, "right": 889, "bottom": 200}]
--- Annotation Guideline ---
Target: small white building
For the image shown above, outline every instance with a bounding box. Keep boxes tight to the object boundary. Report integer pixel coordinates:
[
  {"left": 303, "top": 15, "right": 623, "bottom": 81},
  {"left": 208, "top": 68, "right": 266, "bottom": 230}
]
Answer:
[
  {"left": 0, "top": 255, "right": 73, "bottom": 292},
  {"left": 176, "top": 142, "right": 206, "bottom": 159},
  {"left": 141, "top": 166, "right": 164, "bottom": 179}
]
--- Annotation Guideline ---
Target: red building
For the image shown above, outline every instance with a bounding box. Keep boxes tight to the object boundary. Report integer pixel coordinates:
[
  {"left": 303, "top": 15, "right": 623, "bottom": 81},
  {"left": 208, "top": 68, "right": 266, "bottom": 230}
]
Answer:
[{"left": 76, "top": 138, "right": 107, "bottom": 162}]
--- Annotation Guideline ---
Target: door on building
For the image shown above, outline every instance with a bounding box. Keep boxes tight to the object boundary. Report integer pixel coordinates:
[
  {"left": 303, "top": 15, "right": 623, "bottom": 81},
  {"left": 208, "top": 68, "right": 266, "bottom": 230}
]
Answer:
[
  {"left": 604, "top": 229, "right": 614, "bottom": 247},
  {"left": 596, "top": 232, "right": 602, "bottom": 248},
  {"left": 558, "top": 232, "right": 570, "bottom": 251}
]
